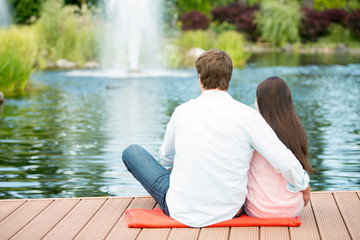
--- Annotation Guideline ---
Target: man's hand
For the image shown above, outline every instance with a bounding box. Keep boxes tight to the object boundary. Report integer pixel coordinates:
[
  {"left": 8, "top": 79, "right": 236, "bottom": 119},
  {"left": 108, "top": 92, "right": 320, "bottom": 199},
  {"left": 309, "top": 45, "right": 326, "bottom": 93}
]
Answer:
[{"left": 301, "top": 185, "right": 311, "bottom": 206}]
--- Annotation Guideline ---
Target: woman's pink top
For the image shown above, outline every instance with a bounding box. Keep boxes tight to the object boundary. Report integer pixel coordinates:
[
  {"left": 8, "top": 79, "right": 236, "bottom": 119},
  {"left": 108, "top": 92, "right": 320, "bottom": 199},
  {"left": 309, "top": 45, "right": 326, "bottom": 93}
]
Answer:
[{"left": 245, "top": 151, "right": 304, "bottom": 218}]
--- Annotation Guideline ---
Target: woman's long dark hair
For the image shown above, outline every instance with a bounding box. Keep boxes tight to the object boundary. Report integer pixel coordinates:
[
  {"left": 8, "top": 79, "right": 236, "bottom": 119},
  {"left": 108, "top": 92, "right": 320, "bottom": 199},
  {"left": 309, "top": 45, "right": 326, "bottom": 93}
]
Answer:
[{"left": 256, "top": 76, "right": 313, "bottom": 174}]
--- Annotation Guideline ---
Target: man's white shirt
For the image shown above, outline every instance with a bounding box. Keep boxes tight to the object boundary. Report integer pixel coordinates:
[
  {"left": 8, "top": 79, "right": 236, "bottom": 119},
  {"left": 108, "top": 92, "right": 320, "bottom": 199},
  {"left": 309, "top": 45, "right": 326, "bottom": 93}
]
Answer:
[{"left": 158, "top": 90, "right": 309, "bottom": 227}]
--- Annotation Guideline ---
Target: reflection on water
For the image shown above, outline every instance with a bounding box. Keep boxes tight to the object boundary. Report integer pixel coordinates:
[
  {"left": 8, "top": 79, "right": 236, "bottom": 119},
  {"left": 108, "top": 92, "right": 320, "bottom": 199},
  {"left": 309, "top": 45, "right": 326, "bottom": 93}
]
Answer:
[{"left": 0, "top": 53, "right": 359, "bottom": 199}]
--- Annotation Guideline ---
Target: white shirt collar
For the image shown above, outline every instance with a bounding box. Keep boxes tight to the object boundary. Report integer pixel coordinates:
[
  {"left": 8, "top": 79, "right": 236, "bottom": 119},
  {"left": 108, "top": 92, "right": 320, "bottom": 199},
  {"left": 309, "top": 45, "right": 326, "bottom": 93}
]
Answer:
[{"left": 200, "top": 90, "right": 232, "bottom": 99}]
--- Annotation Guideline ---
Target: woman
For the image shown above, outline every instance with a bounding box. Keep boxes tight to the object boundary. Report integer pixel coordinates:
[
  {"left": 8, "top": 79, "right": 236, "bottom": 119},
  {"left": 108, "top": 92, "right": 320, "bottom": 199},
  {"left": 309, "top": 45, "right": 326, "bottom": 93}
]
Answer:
[{"left": 245, "top": 76, "right": 313, "bottom": 218}]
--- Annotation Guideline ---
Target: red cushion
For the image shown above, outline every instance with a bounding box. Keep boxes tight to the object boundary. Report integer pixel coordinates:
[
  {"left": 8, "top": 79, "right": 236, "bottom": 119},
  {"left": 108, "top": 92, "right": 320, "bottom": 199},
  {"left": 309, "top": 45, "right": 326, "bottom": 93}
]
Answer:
[{"left": 125, "top": 208, "right": 301, "bottom": 228}]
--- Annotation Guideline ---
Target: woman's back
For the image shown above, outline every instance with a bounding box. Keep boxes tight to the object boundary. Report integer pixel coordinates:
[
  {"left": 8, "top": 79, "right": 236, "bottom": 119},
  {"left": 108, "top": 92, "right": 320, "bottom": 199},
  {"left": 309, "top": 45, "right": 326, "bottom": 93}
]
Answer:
[
  {"left": 246, "top": 151, "right": 303, "bottom": 218},
  {"left": 245, "top": 76, "right": 312, "bottom": 218}
]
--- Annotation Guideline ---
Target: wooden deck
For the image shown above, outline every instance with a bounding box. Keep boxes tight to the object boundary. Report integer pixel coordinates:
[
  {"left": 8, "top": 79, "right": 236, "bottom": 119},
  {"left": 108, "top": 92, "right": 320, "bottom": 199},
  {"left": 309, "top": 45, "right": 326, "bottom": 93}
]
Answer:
[{"left": 0, "top": 191, "right": 359, "bottom": 240}]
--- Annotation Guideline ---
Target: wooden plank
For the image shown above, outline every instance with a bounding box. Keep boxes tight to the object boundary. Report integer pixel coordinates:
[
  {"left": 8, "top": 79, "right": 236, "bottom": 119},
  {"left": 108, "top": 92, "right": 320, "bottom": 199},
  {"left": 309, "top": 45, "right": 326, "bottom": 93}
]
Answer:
[
  {"left": 105, "top": 197, "right": 156, "bottom": 240},
  {"left": 334, "top": 192, "right": 360, "bottom": 240},
  {"left": 260, "top": 227, "right": 289, "bottom": 240},
  {"left": 289, "top": 202, "right": 320, "bottom": 240},
  {"left": 198, "top": 227, "right": 229, "bottom": 240},
  {"left": 74, "top": 197, "right": 132, "bottom": 240},
  {"left": 0, "top": 200, "right": 26, "bottom": 222},
  {"left": 137, "top": 228, "right": 171, "bottom": 240},
  {"left": 0, "top": 192, "right": 357, "bottom": 240},
  {"left": 167, "top": 228, "right": 200, "bottom": 240},
  {"left": 11, "top": 199, "right": 80, "bottom": 240},
  {"left": 42, "top": 198, "right": 106, "bottom": 240},
  {"left": 311, "top": 192, "right": 351, "bottom": 240},
  {"left": 136, "top": 202, "right": 172, "bottom": 240},
  {"left": 0, "top": 199, "right": 52, "bottom": 240},
  {"left": 229, "top": 227, "right": 259, "bottom": 240}
]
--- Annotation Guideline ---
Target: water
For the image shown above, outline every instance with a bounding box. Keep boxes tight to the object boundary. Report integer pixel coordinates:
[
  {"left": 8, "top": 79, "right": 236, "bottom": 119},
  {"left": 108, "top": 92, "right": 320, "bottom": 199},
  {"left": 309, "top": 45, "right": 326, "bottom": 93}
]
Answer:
[
  {"left": 0, "top": 53, "right": 359, "bottom": 199},
  {"left": 0, "top": 0, "right": 12, "bottom": 27},
  {"left": 101, "top": 0, "right": 163, "bottom": 71}
]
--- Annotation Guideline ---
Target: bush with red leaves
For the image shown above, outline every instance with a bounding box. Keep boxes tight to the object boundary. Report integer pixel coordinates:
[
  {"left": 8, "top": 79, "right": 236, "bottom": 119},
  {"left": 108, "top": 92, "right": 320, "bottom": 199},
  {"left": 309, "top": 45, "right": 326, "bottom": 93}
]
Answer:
[
  {"left": 323, "top": 8, "right": 348, "bottom": 26},
  {"left": 179, "top": 10, "right": 210, "bottom": 31},
  {"left": 211, "top": 4, "right": 259, "bottom": 41},
  {"left": 347, "top": 10, "right": 360, "bottom": 39},
  {"left": 300, "top": 8, "right": 331, "bottom": 42}
]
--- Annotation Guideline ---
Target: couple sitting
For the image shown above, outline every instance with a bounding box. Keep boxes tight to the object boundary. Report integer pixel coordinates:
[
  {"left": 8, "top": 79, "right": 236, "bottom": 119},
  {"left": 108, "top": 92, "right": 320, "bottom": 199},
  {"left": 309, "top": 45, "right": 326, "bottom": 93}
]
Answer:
[{"left": 122, "top": 49, "right": 312, "bottom": 228}]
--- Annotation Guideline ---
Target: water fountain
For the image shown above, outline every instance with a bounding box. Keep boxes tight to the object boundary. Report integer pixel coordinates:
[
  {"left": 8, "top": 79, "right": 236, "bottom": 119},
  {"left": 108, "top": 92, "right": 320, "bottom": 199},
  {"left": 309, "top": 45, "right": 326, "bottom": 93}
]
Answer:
[
  {"left": 101, "top": 0, "right": 163, "bottom": 72},
  {"left": 66, "top": 0, "right": 193, "bottom": 79},
  {"left": 0, "top": 0, "right": 12, "bottom": 27}
]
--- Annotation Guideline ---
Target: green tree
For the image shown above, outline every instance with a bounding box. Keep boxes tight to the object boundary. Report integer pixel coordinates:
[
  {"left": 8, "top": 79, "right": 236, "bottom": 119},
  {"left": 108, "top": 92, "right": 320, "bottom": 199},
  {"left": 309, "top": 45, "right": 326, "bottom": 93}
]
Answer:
[
  {"left": 256, "top": 0, "right": 302, "bottom": 47},
  {"left": 314, "top": 0, "right": 359, "bottom": 11},
  {"left": 8, "top": 0, "right": 99, "bottom": 24},
  {"left": 166, "top": 0, "right": 236, "bottom": 15},
  {"left": 9, "top": 0, "right": 42, "bottom": 24}
]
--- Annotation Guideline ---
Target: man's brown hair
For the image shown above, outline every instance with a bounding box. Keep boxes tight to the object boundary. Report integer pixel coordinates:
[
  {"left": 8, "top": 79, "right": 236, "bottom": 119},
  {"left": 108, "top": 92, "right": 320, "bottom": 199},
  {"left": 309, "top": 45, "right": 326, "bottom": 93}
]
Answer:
[{"left": 195, "top": 49, "right": 233, "bottom": 91}]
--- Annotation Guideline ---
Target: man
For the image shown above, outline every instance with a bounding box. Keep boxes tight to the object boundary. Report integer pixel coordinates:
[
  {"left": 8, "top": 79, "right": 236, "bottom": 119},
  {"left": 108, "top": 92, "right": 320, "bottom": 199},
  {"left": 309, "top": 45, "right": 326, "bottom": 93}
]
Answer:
[{"left": 122, "top": 49, "right": 310, "bottom": 228}]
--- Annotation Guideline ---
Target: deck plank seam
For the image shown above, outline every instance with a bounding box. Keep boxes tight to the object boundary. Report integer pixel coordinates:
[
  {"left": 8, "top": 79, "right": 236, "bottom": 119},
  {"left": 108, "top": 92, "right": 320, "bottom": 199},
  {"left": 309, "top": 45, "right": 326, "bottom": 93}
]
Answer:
[
  {"left": 0, "top": 200, "right": 27, "bottom": 223},
  {"left": 102, "top": 197, "right": 134, "bottom": 240},
  {"left": 133, "top": 201, "right": 159, "bottom": 240},
  {"left": 195, "top": 228, "right": 201, "bottom": 240},
  {"left": 227, "top": 227, "right": 232, "bottom": 240},
  {"left": 332, "top": 192, "right": 354, "bottom": 240},
  {"left": 72, "top": 197, "right": 109, "bottom": 240},
  {"left": 287, "top": 227, "right": 291, "bottom": 240},
  {"left": 40, "top": 198, "right": 82, "bottom": 240},
  {"left": 259, "top": 226, "right": 262, "bottom": 240},
  {"left": 9, "top": 199, "right": 55, "bottom": 240},
  {"left": 164, "top": 227, "right": 173, "bottom": 240},
  {"left": 309, "top": 198, "right": 322, "bottom": 240},
  {"left": 133, "top": 229, "right": 142, "bottom": 240}
]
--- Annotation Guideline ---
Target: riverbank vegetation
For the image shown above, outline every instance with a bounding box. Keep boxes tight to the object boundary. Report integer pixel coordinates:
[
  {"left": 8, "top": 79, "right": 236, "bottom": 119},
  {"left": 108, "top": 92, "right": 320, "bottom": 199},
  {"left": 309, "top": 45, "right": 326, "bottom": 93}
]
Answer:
[
  {"left": 1, "top": 0, "right": 98, "bottom": 93},
  {"left": 171, "top": 30, "right": 250, "bottom": 68},
  {"left": 1, "top": 0, "right": 360, "bottom": 93},
  {"left": 37, "top": 0, "right": 98, "bottom": 67},
  {"left": 0, "top": 26, "right": 38, "bottom": 93}
]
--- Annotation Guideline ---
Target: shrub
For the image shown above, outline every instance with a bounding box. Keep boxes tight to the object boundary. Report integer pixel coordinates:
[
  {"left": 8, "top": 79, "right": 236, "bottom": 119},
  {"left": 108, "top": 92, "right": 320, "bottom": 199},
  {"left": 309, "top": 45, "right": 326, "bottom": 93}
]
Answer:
[
  {"left": 323, "top": 8, "right": 348, "bottom": 26},
  {"left": 176, "top": 30, "right": 216, "bottom": 50},
  {"left": 179, "top": 10, "right": 210, "bottom": 31},
  {"left": 314, "top": 0, "right": 360, "bottom": 11},
  {"left": 216, "top": 30, "right": 250, "bottom": 68},
  {"left": 0, "top": 26, "right": 38, "bottom": 92},
  {"left": 317, "top": 23, "right": 360, "bottom": 48},
  {"left": 37, "top": 0, "right": 98, "bottom": 65},
  {"left": 300, "top": 8, "right": 331, "bottom": 42},
  {"left": 255, "top": 0, "right": 302, "bottom": 47},
  {"left": 8, "top": 0, "right": 101, "bottom": 24},
  {"left": 169, "top": 0, "right": 235, "bottom": 16},
  {"left": 175, "top": 0, "right": 212, "bottom": 15},
  {"left": 173, "top": 30, "right": 250, "bottom": 68},
  {"left": 36, "top": 0, "right": 63, "bottom": 57},
  {"left": 347, "top": 10, "right": 360, "bottom": 39},
  {"left": 211, "top": 4, "right": 258, "bottom": 41},
  {"left": 9, "top": 0, "right": 42, "bottom": 24},
  {"left": 210, "top": 22, "right": 236, "bottom": 34}
]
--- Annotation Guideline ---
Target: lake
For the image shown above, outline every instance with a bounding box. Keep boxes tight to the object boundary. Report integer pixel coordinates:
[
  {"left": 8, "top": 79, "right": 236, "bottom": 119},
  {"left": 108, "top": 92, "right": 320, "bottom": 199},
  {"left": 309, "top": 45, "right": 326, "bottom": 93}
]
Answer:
[{"left": 0, "top": 52, "right": 359, "bottom": 199}]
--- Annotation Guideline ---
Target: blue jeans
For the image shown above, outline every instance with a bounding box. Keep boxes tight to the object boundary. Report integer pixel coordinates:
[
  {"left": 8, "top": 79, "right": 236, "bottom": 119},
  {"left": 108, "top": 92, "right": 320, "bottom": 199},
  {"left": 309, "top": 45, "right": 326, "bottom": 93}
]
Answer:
[{"left": 122, "top": 144, "right": 170, "bottom": 216}]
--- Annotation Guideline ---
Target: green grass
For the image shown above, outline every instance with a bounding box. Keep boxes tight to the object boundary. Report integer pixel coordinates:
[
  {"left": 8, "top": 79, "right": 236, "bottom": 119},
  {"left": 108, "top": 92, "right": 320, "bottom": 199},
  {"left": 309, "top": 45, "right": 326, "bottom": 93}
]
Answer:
[{"left": 0, "top": 26, "right": 38, "bottom": 93}]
